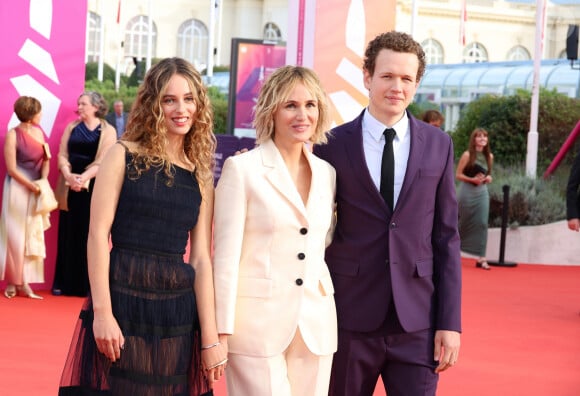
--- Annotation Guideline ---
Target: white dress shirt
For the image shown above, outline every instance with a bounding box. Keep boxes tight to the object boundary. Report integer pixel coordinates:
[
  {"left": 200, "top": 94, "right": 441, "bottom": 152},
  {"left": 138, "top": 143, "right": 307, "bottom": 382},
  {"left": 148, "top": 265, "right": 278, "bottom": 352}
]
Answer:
[{"left": 362, "top": 109, "right": 410, "bottom": 208}]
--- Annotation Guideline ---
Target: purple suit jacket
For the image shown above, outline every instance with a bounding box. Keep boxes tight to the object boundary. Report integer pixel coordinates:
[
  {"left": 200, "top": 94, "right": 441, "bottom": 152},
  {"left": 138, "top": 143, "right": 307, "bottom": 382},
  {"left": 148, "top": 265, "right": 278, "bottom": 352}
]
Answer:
[{"left": 314, "top": 110, "right": 461, "bottom": 334}]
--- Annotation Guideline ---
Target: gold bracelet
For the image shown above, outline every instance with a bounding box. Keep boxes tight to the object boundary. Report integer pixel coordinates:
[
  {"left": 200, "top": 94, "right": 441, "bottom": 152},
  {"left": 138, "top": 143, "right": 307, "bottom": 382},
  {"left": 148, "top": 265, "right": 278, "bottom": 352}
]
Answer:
[{"left": 201, "top": 341, "right": 220, "bottom": 350}]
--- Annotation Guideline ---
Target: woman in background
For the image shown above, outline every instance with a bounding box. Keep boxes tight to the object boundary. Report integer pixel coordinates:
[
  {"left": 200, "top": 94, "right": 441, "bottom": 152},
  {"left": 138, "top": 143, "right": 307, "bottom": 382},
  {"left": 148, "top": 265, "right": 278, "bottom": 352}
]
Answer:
[
  {"left": 213, "top": 65, "right": 337, "bottom": 396},
  {"left": 58, "top": 57, "right": 225, "bottom": 395},
  {"left": 0, "top": 96, "right": 50, "bottom": 299},
  {"left": 456, "top": 127, "right": 494, "bottom": 270},
  {"left": 421, "top": 109, "right": 444, "bottom": 129},
  {"left": 52, "top": 91, "right": 116, "bottom": 296}
]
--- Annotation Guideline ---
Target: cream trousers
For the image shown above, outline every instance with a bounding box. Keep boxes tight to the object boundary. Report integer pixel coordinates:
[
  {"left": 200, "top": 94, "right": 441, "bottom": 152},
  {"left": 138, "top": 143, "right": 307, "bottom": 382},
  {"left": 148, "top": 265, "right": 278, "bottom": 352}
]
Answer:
[{"left": 225, "top": 328, "right": 333, "bottom": 396}]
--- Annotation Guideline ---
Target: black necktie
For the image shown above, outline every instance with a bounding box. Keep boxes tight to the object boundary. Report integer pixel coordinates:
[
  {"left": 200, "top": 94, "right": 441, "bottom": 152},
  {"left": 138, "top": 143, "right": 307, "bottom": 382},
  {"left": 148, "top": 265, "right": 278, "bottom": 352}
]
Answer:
[{"left": 380, "top": 128, "right": 396, "bottom": 210}]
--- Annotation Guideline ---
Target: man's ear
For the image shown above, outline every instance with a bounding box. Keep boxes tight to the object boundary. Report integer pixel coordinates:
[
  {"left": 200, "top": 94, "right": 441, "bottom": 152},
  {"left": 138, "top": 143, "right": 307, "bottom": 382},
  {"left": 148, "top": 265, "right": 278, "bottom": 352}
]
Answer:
[{"left": 363, "top": 69, "right": 372, "bottom": 91}]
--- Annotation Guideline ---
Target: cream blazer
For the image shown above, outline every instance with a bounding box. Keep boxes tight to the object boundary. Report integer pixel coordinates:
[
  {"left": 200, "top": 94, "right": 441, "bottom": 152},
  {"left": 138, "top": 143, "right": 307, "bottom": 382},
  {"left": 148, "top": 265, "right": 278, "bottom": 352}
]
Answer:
[{"left": 213, "top": 138, "right": 337, "bottom": 358}]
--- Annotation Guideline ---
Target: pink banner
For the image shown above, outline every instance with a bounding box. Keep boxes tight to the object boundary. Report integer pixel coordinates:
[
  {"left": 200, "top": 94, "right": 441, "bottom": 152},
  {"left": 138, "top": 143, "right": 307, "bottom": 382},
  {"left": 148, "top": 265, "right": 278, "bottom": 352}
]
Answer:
[{"left": 0, "top": 0, "right": 88, "bottom": 289}]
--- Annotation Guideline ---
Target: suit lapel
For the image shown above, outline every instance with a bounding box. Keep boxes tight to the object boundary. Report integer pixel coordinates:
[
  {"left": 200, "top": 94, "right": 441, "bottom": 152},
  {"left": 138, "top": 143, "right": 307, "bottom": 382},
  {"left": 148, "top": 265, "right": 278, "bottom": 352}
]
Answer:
[
  {"left": 261, "top": 139, "right": 308, "bottom": 220},
  {"left": 345, "top": 113, "right": 391, "bottom": 214},
  {"left": 304, "top": 148, "right": 326, "bottom": 218},
  {"left": 397, "top": 116, "right": 425, "bottom": 206}
]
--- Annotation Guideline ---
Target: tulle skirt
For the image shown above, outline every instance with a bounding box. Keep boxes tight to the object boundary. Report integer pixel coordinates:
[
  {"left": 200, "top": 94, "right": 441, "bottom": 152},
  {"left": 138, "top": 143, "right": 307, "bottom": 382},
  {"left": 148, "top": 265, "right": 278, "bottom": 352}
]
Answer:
[{"left": 58, "top": 247, "right": 212, "bottom": 396}]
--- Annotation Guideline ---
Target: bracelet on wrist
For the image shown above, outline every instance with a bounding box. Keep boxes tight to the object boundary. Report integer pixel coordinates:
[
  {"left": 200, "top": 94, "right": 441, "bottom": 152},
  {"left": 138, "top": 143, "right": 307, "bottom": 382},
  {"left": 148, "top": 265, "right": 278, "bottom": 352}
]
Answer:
[{"left": 201, "top": 341, "right": 220, "bottom": 350}]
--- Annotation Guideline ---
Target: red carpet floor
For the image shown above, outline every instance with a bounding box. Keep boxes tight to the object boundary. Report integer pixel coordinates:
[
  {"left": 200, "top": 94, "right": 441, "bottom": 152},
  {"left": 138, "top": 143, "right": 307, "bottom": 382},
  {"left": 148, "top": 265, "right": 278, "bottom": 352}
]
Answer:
[{"left": 1, "top": 259, "right": 579, "bottom": 395}]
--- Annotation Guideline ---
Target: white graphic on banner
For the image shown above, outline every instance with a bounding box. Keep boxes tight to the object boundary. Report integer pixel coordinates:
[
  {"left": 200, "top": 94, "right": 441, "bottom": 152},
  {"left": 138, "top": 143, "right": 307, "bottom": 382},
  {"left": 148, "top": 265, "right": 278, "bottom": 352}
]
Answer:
[
  {"left": 30, "top": 0, "right": 53, "bottom": 39},
  {"left": 18, "top": 39, "right": 60, "bottom": 83},
  {"left": 8, "top": 0, "right": 60, "bottom": 137},
  {"left": 330, "top": 0, "right": 367, "bottom": 123}
]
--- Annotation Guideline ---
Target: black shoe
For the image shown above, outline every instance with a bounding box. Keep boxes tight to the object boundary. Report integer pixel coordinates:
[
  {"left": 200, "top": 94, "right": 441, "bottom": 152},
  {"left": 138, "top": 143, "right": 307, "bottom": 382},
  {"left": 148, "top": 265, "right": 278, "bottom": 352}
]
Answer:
[{"left": 52, "top": 288, "right": 62, "bottom": 296}]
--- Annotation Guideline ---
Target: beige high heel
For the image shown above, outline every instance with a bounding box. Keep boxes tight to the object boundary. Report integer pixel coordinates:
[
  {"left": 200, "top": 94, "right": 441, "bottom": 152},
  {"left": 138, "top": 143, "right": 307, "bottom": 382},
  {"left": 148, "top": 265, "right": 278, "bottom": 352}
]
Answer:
[
  {"left": 16, "top": 284, "right": 43, "bottom": 300},
  {"left": 4, "top": 284, "right": 16, "bottom": 299}
]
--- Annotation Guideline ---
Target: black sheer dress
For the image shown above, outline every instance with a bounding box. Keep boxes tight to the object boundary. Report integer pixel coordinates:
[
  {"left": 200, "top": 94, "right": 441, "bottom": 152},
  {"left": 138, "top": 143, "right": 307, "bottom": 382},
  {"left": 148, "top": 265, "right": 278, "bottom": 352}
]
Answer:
[{"left": 58, "top": 145, "right": 212, "bottom": 396}]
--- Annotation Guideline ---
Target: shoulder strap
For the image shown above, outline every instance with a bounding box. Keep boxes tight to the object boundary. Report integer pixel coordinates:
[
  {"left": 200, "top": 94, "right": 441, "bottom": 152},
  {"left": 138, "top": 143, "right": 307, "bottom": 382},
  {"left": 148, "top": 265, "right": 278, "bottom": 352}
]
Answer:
[{"left": 116, "top": 140, "right": 129, "bottom": 152}]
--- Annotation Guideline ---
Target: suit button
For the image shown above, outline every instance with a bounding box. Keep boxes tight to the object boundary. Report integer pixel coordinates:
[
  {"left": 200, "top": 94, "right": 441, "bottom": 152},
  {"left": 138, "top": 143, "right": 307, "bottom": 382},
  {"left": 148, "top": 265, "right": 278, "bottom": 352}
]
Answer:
[
  {"left": 300, "top": 227, "right": 308, "bottom": 235},
  {"left": 295, "top": 278, "right": 303, "bottom": 286},
  {"left": 297, "top": 253, "right": 306, "bottom": 260},
  {"left": 390, "top": 222, "right": 397, "bottom": 229}
]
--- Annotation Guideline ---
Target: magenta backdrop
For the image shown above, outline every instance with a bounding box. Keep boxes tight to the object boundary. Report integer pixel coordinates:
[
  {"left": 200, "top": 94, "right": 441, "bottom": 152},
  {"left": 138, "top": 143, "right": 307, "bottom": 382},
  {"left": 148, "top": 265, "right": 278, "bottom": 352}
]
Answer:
[{"left": 0, "top": 0, "right": 88, "bottom": 290}]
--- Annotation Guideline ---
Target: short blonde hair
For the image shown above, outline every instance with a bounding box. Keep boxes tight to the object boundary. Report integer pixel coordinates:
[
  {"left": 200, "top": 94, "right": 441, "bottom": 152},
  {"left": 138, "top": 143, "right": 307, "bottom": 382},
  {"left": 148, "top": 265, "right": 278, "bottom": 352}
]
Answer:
[{"left": 253, "top": 65, "right": 330, "bottom": 145}]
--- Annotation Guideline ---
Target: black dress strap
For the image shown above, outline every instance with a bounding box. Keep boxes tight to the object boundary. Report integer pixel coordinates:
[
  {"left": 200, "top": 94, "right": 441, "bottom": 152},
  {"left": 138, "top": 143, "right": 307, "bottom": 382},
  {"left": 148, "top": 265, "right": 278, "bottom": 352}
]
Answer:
[{"left": 116, "top": 140, "right": 129, "bottom": 152}]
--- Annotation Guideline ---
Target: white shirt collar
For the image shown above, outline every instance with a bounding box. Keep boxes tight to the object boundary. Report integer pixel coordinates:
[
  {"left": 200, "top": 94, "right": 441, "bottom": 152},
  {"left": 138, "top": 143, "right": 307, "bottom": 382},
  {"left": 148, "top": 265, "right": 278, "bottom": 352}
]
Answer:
[{"left": 363, "top": 109, "right": 410, "bottom": 142}]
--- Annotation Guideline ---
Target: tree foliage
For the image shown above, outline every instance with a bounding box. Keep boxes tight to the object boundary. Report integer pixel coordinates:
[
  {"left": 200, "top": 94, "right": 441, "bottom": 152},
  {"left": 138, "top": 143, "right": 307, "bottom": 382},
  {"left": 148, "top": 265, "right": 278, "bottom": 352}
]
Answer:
[{"left": 452, "top": 89, "right": 580, "bottom": 172}]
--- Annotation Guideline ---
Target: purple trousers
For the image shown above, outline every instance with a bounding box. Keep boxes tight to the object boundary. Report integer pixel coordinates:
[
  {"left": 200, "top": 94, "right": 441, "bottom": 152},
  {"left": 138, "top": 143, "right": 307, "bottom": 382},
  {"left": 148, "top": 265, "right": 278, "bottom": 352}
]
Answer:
[{"left": 328, "top": 326, "right": 438, "bottom": 396}]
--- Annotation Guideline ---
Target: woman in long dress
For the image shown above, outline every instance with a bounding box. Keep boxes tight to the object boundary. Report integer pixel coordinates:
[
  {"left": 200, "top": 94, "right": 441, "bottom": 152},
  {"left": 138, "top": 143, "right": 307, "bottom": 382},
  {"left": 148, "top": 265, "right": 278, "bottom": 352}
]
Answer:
[
  {"left": 52, "top": 91, "right": 116, "bottom": 296},
  {"left": 0, "top": 96, "right": 50, "bottom": 299},
  {"left": 58, "top": 57, "right": 226, "bottom": 395},
  {"left": 456, "top": 128, "right": 494, "bottom": 270}
]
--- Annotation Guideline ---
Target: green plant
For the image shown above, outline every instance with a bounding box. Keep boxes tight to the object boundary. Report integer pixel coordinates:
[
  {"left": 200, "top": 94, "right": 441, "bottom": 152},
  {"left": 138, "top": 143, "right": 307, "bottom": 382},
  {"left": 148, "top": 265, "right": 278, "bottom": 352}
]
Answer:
[
  {"left": 486, "top": 165, "right": 566, "bottom": 227},
  {"left": 84, "top": 79, "right": 138, "bottom": 113},
  {"left": 85, "top": 62, "right": 116, "bottom": 82},
  {"left": 452, "top": 88, "right": 580, "bottom": 172},
  {"left": 208, "top": 86, "right": 228, "bottom": 134}
]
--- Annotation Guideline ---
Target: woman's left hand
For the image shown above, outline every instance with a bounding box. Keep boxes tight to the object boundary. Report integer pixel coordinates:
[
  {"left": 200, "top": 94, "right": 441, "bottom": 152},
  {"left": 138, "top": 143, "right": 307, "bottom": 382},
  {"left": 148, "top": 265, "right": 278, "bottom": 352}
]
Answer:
[
  {"left": 30, "top": 182, "right": 41, "bottom": 195},
  {"left": 202, "top": 335, "right": 229, "bottom": 385}
]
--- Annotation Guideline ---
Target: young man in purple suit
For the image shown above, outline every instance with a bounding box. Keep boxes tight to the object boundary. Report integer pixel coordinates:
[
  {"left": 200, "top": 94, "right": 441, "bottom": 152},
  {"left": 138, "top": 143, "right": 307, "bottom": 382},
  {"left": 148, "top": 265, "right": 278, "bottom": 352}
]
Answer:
[{"left": 314, "top": 31, "right": 462, "bottom": 396}]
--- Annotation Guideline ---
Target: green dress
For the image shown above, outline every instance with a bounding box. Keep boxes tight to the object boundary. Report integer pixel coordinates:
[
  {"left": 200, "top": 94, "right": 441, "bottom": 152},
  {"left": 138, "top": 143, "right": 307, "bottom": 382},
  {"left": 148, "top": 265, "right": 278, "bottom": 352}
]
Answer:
[{"left": 458, "top": 152, "right": 489, "bottom": 256}]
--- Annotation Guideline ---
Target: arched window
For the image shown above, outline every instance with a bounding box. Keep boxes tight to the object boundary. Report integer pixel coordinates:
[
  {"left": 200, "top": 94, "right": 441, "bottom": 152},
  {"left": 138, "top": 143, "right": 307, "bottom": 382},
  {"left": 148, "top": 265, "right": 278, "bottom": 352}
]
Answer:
[
  {"left": 263, "top": 22, "right": 282, "bottom": 41},
  {"left": 124, "top": 15, "right": 157, "bottom": 60},
  {"left": 86, "top": 11, "right": 101, "bottom": 63},
  {"left": 421, "top": 38, "right": 444, "bottom": 65},
  {"left": 177, "top": 19, "right": 209, "bottom": 71},
  {"left": 507, "top": 45, "right": 531, "bottom": 61},
  {"left": 463, "top": 42, "right": 488, "bottom": 63}
]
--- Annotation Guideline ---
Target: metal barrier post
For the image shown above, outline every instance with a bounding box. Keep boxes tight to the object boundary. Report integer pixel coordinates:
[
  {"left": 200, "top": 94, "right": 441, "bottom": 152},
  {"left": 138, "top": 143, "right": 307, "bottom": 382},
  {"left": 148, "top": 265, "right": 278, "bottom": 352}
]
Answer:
[{"left": 489, "top": 184, "right": 518, "bottom": 267}]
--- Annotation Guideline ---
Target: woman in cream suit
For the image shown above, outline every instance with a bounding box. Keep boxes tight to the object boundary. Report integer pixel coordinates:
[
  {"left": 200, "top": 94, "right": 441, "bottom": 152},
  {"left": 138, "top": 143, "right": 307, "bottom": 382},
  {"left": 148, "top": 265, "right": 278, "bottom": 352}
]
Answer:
[{"left": 213, "top": 66, "right": 337, "bottom": 396}]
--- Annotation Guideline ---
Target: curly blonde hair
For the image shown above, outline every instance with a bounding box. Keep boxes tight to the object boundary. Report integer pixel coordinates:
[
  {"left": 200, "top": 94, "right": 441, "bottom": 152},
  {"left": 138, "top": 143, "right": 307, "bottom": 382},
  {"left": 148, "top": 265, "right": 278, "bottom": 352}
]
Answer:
[
  {"left": 123, "top": 57, "right": 215, "bottom": 188},
  {"left": 253, "top": 65, "right": 330, "bottom": 145}
]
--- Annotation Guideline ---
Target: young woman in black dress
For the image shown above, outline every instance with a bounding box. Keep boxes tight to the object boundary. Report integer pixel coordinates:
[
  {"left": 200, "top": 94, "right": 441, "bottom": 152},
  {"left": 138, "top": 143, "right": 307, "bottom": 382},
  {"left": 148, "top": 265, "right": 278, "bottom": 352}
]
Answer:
[{"left": 58, "top": 58, "right": 226, "bottom": 395}]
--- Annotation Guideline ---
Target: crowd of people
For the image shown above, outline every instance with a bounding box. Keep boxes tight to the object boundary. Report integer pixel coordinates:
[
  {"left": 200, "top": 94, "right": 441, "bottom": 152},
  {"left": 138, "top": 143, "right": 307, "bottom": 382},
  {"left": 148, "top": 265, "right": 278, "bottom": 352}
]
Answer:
[{"left": 2, "top": 29, "right": 574, "bottom": 396}]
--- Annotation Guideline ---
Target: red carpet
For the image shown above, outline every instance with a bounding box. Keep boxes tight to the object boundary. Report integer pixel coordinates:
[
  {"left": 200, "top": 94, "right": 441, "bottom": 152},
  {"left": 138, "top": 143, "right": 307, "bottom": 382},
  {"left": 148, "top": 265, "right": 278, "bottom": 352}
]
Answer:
[{"left": 1, "top": 259, "right": 579, "bottom": 395}]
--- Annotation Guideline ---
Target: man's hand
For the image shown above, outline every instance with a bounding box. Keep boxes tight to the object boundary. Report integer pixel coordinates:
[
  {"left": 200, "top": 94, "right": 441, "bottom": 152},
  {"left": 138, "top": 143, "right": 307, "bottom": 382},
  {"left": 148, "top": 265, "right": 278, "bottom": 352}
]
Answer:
[{"left": 434, "top": 330, "right": 460, "bottom": 373}]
